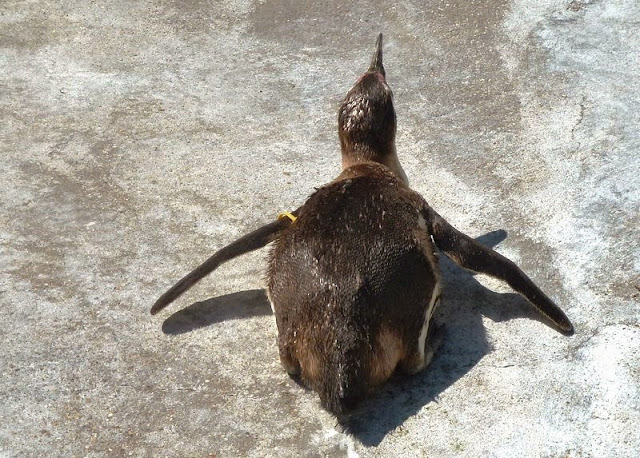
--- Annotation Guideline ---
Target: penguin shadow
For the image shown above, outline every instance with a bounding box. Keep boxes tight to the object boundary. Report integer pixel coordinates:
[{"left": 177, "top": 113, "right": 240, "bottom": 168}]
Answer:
[
  {"left": 342, "top": 229, "right": 544, "bottom": 446},
  {"left": 161, "top": 289, "right": 271, "bottom": 335}
]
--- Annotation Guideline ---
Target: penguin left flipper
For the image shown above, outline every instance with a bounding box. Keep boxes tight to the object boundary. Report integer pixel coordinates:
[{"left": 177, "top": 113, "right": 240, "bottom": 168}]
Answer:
[
  {"left": 151, "top": 210, "right": 299, "bottom": 315},
  {"left": 424, "top": 205, "right": 574, "bottom": 336}
]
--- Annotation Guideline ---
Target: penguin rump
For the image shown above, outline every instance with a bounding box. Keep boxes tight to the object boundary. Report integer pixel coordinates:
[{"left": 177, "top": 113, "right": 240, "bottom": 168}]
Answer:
[{"left": 151, "top": 34, "right": 574, "bottom": 416}]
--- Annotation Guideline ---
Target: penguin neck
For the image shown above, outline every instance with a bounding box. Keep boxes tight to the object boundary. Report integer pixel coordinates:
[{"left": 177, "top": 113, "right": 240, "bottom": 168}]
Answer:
[{"left": 341, "top": 143, "right": 409, "bottom": 185}]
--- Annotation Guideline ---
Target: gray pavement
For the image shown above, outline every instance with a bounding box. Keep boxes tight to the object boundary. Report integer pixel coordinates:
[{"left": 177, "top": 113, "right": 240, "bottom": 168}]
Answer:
[{"left": 1, "top": 0, "right": 639, "bottom": 456}]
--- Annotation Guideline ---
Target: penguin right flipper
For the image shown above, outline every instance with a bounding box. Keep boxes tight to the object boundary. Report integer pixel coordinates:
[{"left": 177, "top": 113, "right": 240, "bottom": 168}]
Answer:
[
  {"left": 151, "top": 212, "right": 298, "bottom": 315},
  {"left": 424, "top": 205, "right": 574, "bottom": 336}
]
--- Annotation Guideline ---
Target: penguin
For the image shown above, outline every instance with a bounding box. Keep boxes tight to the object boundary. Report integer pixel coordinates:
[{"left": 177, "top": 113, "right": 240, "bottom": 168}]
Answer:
[{"left": 151, "top": 34, "right": 573, "bottom": 415}]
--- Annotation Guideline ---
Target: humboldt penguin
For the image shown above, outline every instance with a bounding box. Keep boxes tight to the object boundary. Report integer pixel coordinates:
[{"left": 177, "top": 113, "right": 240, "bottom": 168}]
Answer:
[{"left": 151, "top": 34, "right": 574, "bottom": 416}]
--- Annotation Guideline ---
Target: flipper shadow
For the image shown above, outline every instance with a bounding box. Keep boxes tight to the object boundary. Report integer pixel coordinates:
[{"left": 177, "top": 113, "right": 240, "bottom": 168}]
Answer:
[
  {"left": 342, "top": 229, "right": 549, "bottom": 446},
  {"left": 161, "top": 289, "right": 272, "bottom": 335}
]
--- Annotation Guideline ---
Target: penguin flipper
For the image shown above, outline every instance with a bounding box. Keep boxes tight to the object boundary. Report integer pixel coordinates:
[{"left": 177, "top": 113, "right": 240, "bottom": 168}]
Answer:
[
  {"left": 424, "top": 206, "right": 574, "bottom": 336},
  {"left": 151, "top": 215, "right": 295, "bottom": 315}
]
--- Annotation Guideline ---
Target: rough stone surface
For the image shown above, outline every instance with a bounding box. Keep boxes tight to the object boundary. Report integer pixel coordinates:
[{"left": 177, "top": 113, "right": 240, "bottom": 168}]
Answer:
[{"left": 1, "top": 0, "right": 638, "bottom": 456}]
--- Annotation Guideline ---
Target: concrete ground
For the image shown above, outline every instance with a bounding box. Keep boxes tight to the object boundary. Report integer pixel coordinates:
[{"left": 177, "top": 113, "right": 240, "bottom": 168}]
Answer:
[{"left": 1, "top": 0, "right": 639, "bottom": 456}]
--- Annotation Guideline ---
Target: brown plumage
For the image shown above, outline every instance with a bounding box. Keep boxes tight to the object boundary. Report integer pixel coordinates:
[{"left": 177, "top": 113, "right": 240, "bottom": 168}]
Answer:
[
  {"left": 151, "top": 33, "right": 573, "bottom": 416},
  {"left": 267, "top": 162, "right": 442, "bottom": 413}
]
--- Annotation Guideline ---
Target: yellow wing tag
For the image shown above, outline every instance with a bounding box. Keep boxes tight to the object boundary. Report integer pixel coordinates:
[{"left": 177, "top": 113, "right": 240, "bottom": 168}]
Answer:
[{"left": 277, "top": 212, "right": 297, "bottom": 223}]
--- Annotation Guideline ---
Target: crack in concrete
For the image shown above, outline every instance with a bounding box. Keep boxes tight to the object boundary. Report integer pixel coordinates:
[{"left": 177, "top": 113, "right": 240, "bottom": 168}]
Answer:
[{"left": 571, "top": 94, "right": 587, "bottom": 142}]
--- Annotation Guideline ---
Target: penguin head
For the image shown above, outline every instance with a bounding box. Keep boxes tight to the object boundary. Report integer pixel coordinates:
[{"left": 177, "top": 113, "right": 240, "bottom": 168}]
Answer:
[{"left": 338, "top": 34, "right": 406, "bottom": 183}]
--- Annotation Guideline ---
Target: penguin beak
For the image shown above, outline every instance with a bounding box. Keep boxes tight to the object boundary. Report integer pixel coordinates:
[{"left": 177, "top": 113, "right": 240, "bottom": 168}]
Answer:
[{"left": 367, "top": 33, "right": 385, "bottom": 77}]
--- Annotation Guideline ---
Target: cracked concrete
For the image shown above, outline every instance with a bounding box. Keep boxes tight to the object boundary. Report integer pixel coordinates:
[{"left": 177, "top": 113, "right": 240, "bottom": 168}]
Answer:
[{"left": 1, "top": 0, "right": 639, "bottom": 456}]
